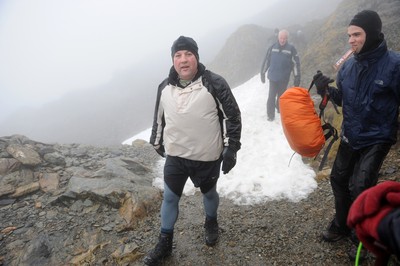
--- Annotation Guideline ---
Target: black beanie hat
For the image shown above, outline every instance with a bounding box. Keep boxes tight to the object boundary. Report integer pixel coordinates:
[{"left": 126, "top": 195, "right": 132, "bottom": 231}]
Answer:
[
  {"left": 171, "top": 36, "right": 199, "bottom": 61},
  {"left": 349, "top": 10, "right": 383, "bottom": 53}
]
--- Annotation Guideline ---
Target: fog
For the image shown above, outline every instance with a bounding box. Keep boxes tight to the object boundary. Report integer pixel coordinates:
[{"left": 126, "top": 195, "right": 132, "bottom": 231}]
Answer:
[
  {"left": 0, "top": 0, "right": 279, "bottom": 120},
  {"left": 0, "top": 0, "right": 342, "bottom": 145}
]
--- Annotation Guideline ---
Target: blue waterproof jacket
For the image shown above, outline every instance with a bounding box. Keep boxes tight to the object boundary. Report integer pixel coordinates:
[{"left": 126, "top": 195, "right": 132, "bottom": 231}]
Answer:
[
  {"left": 328, "top": 40, "right": 400, "bottom": 149},
  {"left": 260, "top": 42, "right": 300, "bottom": 83}
]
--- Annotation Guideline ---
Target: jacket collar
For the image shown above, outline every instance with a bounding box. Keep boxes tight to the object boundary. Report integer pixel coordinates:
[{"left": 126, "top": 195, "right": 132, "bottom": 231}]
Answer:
[
  {"left": 168, "top": 63, "right": 206, "bottom": 87},
  {"left": 354, "top": 40, "right": 387, "bottom": 63}
]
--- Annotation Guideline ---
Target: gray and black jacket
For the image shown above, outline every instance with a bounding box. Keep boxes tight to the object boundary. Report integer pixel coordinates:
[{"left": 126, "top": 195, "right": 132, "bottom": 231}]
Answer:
[{"left": 150, "top": 63, "right": 241, "bottom": 161}]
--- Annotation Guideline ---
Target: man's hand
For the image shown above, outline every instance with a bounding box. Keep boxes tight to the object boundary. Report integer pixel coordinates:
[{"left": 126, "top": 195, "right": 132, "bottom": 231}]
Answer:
[
  {"left": 222, "top": 147, "right": 236, "bottom": 174},
  {"left": 313, "top": 71, "right": 334, "bottom": 96}
]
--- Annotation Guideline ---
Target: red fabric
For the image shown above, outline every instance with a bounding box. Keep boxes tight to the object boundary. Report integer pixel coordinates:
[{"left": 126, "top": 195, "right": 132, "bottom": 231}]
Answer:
[
  {"left": 354, "top": 205, "right": 392, "bottom": 256},
  {"left": 348, "top": 181, "right": 400, "bottom": 227},
  {"left": 347, "top": 181, "right": 400, "bottom": 259}
]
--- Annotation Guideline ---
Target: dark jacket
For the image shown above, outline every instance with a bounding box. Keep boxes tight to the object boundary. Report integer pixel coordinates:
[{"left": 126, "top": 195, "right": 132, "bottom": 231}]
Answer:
[
  {"left": 328, "top": 40, "right": 400, "bottom": 149},
  {"left": 260, "top": 42, "right": 300, "bottom": 83},
  {"left": 150, "top": 63, "right": 241, "bottom": 161},
  {"left": 378, "top": 208, "right": 400, "bottom": 260}
]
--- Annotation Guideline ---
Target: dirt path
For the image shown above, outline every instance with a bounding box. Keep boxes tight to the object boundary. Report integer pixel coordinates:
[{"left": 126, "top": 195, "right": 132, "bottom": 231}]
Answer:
[{"left": 134, "top": 179, "right": 381, "bottom": 265}]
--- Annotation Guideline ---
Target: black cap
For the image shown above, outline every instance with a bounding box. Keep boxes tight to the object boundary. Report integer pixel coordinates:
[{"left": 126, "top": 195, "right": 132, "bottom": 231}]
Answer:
[
  {"left": 171, "top": 36, "right": 199, "bottom": 61},
  {"left": 349, "top": 10, "right": 383, "bottom": 53}
]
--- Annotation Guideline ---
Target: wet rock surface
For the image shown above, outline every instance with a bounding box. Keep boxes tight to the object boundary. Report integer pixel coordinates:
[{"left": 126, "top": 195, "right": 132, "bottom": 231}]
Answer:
[{"left": 1, "top": 134, "right": 399, "bottom": 266}]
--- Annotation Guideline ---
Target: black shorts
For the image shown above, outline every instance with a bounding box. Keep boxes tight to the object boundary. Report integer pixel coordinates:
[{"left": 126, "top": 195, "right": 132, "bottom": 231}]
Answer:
[{"left": 164, "top": 156, "right": 222, "bottom": 196}]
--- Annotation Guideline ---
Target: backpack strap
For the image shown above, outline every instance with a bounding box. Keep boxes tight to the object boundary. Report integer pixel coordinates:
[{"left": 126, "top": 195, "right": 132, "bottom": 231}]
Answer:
[
  {"left": 318, "top": 123, "right": 339, "bottom": 171},
  {"left": 308, "top": 80, "right": 340, "bottom": 171}
]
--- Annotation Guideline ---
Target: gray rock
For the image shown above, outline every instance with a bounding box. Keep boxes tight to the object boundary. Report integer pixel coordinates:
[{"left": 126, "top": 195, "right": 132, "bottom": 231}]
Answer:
[
  {"left": 0, "top": 158, "right": 21, "bottom": 175},
  {"left": 43, "top": 152, "right": 66, "bottom": 166},
  {"left": 6, "top": 144, "right": 42, "bottom": 166},
  {"left": 19, "top": 233, "right": 52, "bottom": 266}
]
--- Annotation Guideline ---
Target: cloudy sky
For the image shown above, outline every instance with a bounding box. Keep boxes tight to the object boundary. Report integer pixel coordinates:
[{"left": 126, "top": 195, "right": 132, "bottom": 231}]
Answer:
[{"left": 0, "top": 0, "right": 277, "bottom": 119}]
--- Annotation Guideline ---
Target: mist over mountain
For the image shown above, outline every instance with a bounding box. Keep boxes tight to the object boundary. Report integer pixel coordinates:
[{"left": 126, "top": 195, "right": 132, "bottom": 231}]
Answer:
[
  {"left": 1, "top": 0, "right": 398, "bottom": 146},
  {"left": 250, "top": 0, "right": 343, "bottom": 29},
  {"left": 0, "top": 60, "right": 168, "bottom": 146},
  {"left": 209, "top": 0, "right": 400, "bottom": 89}
]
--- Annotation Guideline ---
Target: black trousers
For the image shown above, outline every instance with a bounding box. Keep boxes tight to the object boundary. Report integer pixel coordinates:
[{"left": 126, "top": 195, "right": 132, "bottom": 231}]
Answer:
[
  {"left": 267, "top": 79, "right": 289, "bottom": 119},
  {"left": 330, "top": 141, "right": 391, "bottom": 230}
]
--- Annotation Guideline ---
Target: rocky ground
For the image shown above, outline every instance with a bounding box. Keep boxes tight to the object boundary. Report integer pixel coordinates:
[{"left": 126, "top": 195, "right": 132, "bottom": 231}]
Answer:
[
  {"left": 135, "top": 168, "right": 400, "bottom": 266},
  {"left": 1, "top": 135, "right": 400, "bottom": 266}
]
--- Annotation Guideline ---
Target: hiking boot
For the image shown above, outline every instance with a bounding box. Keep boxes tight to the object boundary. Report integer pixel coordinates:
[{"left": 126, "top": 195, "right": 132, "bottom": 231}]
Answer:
[
  {"left": 348, "top": 243, "right": 368, "bottom": 262},
  {"left": 267, "top": 117, "right": 274, "bottom": 122},
  {"left": 321, "top": 219, "right": 349, "bottom": 242},
  {"left": 143, "top": 233, "right": 173, "bottom": 266},
  {"left": 204, "top": 217, "right": 219, "bottom": 246}
]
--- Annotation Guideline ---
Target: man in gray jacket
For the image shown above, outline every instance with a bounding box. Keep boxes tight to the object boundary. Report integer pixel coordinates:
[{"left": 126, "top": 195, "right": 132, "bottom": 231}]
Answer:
[
  {"left": 260, "top": 29, "right": 301, "bottom": 121},
  {"left": 144, "top": 36, "right": 242, "bottom": 265}
]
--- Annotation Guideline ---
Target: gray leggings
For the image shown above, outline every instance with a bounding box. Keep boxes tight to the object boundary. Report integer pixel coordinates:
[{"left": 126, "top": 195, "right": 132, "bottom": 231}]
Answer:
[{"left": 160, "top": 182, "right": 219, "bottom": 233}]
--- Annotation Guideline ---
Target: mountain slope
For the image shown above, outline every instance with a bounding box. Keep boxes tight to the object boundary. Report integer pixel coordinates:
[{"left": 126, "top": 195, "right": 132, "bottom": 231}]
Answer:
[
  {"left": 209, "top": 0, "right": 400, "bottom": 89},
  {"left": 207, "top": 24, "right": 271, "bottom": 88},
  {"left": 301, "top": 0, "right": 400, "bottom": 82}
]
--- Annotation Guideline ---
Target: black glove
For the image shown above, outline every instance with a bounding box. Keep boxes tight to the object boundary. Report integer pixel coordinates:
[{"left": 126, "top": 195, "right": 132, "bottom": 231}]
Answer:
[
  {"left": 154, "top": 144, "right": 166, "bottom": 158},
  {"left": 261, "top": 73, "right": 266, "bottom": 83},
  {"left": 222, "top": 147, "right": 236, "bottom": 174},
  {"left": 313, "top": 71, "right": 334, "bottom": 96},
  {"left": 294, "top": 75, "right": 300, "bottom": 87}
]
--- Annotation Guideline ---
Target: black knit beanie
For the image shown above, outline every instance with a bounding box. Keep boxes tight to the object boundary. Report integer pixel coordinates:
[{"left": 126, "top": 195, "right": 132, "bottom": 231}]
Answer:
[
  {"left": 171, "top": 36, "right": 199, "bottom": 61},
  {"left": 349, "top": 10, "right": 383, "bottom": 54}
]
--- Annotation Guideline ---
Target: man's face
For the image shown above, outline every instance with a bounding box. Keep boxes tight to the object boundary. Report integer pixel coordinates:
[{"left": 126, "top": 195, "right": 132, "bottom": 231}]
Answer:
[
  {"left": 347, "top": 25, "right": 366, "bottom": 54},
  {"left": 173, "top": 50, "right": 198, "bottom": 81},
  {"left": 278, "top": 32, "right": 288, "bottom": 46}
]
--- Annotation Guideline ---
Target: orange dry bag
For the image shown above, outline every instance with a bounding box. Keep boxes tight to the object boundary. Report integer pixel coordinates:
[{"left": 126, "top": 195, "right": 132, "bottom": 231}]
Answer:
[{"left": 279, "top": 86, "right": 338, "bottom": 170}]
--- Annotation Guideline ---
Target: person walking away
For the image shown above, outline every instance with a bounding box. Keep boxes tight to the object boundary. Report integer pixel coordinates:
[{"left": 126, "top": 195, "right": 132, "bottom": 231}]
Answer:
[
  {"left": 294, "top": 29, "right": 306, "bottom": 53},
  {"left": 313, "top": 10, "right": 400, "bottom": 261},
  {"left": 260, "top": 29, "right": 301, "bottom": 121},
  {"left": 268, "top": 28, "right": 280, "bottom": 46},
  {"left": 144, "top": 36, "right": 242, "bottom": 265}
]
